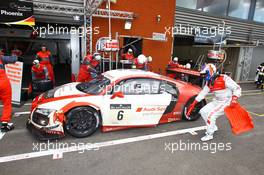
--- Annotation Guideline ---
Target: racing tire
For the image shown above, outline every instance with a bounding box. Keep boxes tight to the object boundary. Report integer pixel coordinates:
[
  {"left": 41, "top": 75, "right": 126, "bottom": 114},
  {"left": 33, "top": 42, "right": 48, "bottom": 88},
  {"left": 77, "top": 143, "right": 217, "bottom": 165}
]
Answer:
[
  {"left": 32, "top": 80, "right": 54, "bottom": 92},
  {"left": 65, "top": 107, "right": 100, "bottom": 138},
  {"left": 182, "top": 96, "right": 206, "bottom": 121}
]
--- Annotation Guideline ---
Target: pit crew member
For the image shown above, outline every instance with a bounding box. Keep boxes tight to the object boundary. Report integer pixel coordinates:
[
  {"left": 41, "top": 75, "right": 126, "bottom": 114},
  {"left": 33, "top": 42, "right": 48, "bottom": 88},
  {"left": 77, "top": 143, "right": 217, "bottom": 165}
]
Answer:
[
  {"left": 36, "top": 45, "right": 55, "bottom": 84},
  {"left": 0, "top": 53, "right": 17, "bottom": 132},
  {"left": 187, "top": 63, "right": 242, "bottom": 141}
]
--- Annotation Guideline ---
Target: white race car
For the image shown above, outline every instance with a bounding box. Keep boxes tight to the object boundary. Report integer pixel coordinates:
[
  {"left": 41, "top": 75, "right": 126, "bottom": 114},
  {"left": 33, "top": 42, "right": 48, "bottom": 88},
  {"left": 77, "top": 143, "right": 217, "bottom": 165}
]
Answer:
[{"left": 27, "top": 69, "right": 205, "bottom": 140}]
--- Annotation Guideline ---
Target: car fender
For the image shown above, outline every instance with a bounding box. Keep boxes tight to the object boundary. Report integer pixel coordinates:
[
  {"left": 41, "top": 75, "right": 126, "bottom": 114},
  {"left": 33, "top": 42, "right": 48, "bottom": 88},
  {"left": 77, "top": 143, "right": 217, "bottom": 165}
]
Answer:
[{"left": 55, "top": 101, "right": 101, "bottom": 123}]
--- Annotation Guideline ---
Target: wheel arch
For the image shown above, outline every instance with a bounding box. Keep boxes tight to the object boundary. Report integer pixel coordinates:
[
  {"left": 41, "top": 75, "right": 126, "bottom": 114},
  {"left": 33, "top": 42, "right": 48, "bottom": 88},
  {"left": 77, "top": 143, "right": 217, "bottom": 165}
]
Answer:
[{"left": 59, "top": 101, "right": 103, "bottom": 124}]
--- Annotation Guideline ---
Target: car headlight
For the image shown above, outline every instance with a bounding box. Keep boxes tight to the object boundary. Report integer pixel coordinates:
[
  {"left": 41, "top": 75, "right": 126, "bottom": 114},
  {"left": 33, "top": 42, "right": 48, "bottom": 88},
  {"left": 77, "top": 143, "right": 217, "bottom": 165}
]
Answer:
[{"left": 35, "top": 108, "right": 56, "bottom": 116}]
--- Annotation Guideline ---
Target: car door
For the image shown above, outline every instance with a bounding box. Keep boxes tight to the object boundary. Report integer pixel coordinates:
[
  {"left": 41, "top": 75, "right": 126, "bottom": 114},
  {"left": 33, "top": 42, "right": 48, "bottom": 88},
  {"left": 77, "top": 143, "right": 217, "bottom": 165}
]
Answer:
[{"left": 102, "top": 78, "right": 172, "bottom": 126}]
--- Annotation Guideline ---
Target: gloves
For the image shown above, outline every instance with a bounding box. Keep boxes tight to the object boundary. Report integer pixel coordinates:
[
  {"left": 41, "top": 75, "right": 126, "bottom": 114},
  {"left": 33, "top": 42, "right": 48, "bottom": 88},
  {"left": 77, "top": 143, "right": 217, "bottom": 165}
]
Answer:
[
  {"left": 187, "top": 100, "right": 198, "bottom": 117},
  {"left": 230, "top": 96, "right": 238, "bottom": 107}
]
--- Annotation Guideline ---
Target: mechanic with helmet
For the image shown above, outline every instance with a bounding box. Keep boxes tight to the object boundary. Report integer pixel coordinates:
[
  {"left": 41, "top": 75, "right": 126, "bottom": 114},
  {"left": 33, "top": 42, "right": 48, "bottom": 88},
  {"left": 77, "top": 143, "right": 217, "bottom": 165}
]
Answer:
[
  {"left": 77, "top": 53, "right": 102, "bottom": 82},
  {"left": 168, "top": 57, "right": 180, "bottom": 68},
  {"left": 133, "top": 54, "right": 149, "bottom": 70},
  {"left": 186, "top": 63, "right": 242, "bottom": 141},
  {"left": 0, "top": 50, "right": 17, "bottom": 132},
  {"left": 122, "top": 48, "right": 135, "bottom": 61},
  {"left": 36, "top": 45, "right": 55, "bottom": 84},
  {"left": 31, "top": 60, "right": 50, "bottom": 81}
]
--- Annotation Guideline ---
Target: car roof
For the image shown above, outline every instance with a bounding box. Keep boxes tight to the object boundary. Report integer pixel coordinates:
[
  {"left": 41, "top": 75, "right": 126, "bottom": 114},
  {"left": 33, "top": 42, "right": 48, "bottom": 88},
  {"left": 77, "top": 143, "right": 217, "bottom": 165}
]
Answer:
[{"left": 103, "top": 69, "right": 161, "bottom": 81}]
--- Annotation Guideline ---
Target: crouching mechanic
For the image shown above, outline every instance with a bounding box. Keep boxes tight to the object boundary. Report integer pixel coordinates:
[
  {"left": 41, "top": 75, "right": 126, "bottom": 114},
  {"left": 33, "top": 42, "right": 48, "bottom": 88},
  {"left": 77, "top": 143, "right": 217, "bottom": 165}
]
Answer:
[
  {"left": 187, "top": 63, "right": 241, "bottom": 141},
  {"left": 32, "top": 60, "right": 50, "bottom": 81},
  {"left": 0, "top": 53, "right": 17, "bottom": 132},
  {"left": 77, "top": 53, "right": 101, "bottom": 82}
]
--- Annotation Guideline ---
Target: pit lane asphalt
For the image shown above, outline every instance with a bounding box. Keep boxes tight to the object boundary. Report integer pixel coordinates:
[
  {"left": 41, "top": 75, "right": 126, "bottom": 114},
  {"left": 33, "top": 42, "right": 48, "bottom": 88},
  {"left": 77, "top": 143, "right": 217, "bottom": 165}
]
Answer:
[{"left": 0, "top": 89, "right": 263, "bottom": 175}]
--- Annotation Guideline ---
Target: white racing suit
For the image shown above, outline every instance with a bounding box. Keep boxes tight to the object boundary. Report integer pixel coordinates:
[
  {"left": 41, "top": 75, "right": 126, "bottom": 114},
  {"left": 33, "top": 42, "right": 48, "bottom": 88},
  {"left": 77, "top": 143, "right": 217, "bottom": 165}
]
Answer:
[{"left": 195, "top": 75, "right": 241, "bottom": 135}]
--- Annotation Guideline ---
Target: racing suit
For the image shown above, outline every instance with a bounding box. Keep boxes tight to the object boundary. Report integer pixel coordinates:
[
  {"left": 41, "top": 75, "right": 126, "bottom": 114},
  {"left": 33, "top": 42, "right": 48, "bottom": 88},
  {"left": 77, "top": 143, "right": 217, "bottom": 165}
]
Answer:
[
  {"left": 32, "top": 64, "right": 50, "bottom": 81},
  {"left": 166, "top": 61, "right": 180, "bottom": 79},
  {"left": 0, "top": 55, "right": 17, "bottom": 122},
  {"left": 134, "top": 58, "right": 149, "bottom": 70},
  {"left": 77, "top": 55, "right": 99, "bottom": 82},
  {"left": 36, "top": 51, "right": 55, "bottom": 83},
  {"left": 195, "top": 75, "right": 241, "bottom": 135},
  {"left": 122, "top": 53, "right": 134, "bottom": 61}
]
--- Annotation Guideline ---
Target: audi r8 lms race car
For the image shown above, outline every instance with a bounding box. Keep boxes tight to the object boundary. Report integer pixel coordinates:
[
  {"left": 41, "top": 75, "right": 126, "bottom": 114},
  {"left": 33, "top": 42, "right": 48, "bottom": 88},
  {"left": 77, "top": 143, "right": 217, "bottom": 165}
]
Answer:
[{"left": 27, "top": 69, "right": 205, "bottom": 140}]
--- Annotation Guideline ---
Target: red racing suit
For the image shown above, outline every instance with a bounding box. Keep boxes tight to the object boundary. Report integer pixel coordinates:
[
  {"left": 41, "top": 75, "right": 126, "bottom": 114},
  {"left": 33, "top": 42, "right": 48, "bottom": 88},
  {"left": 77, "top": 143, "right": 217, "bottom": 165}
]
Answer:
[
  {"left": 77, "top": 55, "right": 100, "bottom": 82},
  {"left": 134, "top": 58, "right": 149, "bottom": 70},
  {"left": 166, "top": 61, "right": 180, "bottom": 79},
  {"left": 32, "top": 64, "right": 50, "bottom": 81},
  {"left": 122, "top": 53, "right": 134, "bottom": 61},
  {"left": 0, "top": 55, "right": 17, "bottom": 122},
  {"left": 36, "top": 51, "right": 54, "bottom": 83},
  {"left": 195, "top": 75, "right": 241, "bottom": 134}
]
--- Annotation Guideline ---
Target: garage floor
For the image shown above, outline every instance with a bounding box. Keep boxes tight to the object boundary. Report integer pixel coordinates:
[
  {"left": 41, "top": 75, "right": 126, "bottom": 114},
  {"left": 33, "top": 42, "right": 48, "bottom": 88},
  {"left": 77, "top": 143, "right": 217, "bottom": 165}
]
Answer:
[{"left": 0, "top": 84, "right": 263, "bottom": 175}]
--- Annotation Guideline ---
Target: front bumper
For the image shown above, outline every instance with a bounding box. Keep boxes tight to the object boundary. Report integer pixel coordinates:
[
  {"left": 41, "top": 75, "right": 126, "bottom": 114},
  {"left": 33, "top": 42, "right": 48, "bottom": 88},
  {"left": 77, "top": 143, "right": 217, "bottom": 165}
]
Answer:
[{"left": 26, "top": 120, "right": 64, "bottom": 141}]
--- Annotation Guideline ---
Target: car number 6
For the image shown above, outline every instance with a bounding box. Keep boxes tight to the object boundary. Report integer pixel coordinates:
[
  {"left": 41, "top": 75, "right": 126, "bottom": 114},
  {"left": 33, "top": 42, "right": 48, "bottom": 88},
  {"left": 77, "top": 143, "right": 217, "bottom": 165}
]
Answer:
[{"left": 117, "top": 110, "right": 124, "bottom": 120}]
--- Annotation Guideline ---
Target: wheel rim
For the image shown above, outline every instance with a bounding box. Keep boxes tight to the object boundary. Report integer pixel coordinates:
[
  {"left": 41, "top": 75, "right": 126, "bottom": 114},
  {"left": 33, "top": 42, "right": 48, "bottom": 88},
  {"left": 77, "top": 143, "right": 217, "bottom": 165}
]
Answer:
[{"left": 68, "top": 110, "right": 96, "bottom": 134}]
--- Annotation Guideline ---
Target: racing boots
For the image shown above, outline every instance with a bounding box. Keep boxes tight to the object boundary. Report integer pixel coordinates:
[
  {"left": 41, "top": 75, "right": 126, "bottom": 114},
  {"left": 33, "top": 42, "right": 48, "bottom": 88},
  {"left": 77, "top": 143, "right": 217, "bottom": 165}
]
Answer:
[
  {"left": 1, "top": 122, "right": 14, "bottom": 132},
  {"left": 201, "top": 133, "right": 214, "bottom": 142}
]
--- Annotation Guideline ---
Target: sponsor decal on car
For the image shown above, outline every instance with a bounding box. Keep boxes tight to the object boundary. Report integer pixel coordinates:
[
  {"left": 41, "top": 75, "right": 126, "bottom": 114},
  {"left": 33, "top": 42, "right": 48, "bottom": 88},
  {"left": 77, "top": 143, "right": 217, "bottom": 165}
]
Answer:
[
  {"left": 136, "top": 106, "right": 166, "bottom": 112},
  {"left": 110, "top": 104, "right": 132, "bottom": 110}
]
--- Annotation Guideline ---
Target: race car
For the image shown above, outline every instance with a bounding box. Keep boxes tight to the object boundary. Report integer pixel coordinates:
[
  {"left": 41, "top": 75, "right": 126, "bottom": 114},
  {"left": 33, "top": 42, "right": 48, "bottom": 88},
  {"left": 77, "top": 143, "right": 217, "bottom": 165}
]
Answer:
[{"left": 27, "top": 69, "right": 206, "bottom": 140}]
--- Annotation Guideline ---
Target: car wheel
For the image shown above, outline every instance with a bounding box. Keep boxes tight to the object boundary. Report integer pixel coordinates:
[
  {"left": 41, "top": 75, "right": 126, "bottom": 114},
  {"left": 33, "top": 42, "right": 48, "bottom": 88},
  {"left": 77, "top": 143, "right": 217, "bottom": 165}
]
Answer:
[
  {"left": 182, "top": 96, "right": 206, "bottom": 121},
  {"left": 65, "top": 107, "right": 100, "bottom": 138}
]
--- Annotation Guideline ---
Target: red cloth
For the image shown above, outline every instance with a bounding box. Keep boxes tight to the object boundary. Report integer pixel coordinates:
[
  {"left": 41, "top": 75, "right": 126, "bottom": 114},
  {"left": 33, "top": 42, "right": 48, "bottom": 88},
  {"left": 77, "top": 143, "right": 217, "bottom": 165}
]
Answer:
[
  {"left": 37, "top": 51, "right": 54, "bottom": 83},
  {"left": 0, "top": 59, "right": 12, "bottom": 122},
  {"left": 32, "top": 64, "right": 49, "bottom": 80},
  {"left": 77, "top": 65, "right": 92, "bottom": 82}
]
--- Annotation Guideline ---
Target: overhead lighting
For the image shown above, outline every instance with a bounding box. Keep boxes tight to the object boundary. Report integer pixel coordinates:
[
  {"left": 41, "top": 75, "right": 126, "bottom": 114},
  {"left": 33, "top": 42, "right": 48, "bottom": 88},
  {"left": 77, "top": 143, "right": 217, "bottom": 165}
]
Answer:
[
  {"left": 124, "top": 20, "right": 132, "bottom": 30},
  {"left": 73, "top": 15, "right": 80, "bottom": 21}
]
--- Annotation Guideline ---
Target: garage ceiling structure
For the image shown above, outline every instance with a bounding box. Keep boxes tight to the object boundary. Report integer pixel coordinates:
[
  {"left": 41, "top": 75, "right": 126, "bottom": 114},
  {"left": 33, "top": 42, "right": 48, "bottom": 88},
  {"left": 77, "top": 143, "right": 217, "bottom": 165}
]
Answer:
[
  {"left": 21, "top": 0, "right": 134, "bottom": 24},
  {"left": 21, "top": 0, "right": 134, "bottom": 53}
]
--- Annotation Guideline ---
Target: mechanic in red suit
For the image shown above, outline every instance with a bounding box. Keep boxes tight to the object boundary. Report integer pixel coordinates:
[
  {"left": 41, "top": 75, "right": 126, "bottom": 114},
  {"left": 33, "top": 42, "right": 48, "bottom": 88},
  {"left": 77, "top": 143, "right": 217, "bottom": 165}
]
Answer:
[
  {"left": 36, "top": 45, "right": 55, "bottom": 84},
  {"left": 77, "top": 53, "right": 102, "bottom": 82},
  {"left": 187, "top": 63, "right": 241, "bottom": 141},
  {"left": 0, "top": 51, "right": 17, "bottom": 132},
  {"left": 133, "top": 54, "right": 150, "bottom": 70},
  {"left": 166, "top": 57, "right": 180, "bottom": 79},
  {"left": 31, "top": 60, "right": 50, "bottom": 81},
  {"left": 122, "top": 48, "right": 134, "bottom": 61}
]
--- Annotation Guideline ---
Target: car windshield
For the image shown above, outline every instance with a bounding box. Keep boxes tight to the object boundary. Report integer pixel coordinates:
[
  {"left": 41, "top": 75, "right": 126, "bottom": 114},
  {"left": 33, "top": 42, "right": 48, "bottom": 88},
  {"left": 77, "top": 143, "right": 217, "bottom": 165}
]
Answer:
[{"left": 76, "top": 76, "right": 111, "bottom": 94}]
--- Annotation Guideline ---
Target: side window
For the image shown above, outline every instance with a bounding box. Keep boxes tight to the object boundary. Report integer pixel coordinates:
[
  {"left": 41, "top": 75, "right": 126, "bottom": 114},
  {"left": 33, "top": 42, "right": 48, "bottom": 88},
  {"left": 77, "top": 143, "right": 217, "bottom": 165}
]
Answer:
[
  {"left": 115, "top": 78, "right": 161, "bottom": 95},
  {"left": 161, "top": 81, "right": 178, "bottom": 96}
]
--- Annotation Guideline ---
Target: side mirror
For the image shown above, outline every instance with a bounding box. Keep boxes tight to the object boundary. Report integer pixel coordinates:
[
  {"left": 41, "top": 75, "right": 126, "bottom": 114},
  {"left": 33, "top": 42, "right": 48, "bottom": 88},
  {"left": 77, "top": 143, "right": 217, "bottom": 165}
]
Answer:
[{"left": 111, "top": 91, "right": 124, "bottom": 99}]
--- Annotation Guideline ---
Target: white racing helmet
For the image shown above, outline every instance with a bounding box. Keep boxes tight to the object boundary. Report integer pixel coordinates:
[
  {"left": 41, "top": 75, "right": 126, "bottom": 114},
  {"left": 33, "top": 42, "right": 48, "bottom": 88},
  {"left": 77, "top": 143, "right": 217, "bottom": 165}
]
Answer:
[
  {"left": 173, "top": 57, "right": 178, "bottom": 62},
  {"left": 128, "top": 48, "right": 133, "bottom": 53},
  {"left": 93, "top": 53, "right": 102, "bottom": 61},
  {"left": 33, "top": 59, "right": 40, "bottom": 65},
  {"left": 137, "top": 54, "right": 147, "bottom": 64},
  {"left": 185, "top": 63, "right": 191, "bottom": 69}
]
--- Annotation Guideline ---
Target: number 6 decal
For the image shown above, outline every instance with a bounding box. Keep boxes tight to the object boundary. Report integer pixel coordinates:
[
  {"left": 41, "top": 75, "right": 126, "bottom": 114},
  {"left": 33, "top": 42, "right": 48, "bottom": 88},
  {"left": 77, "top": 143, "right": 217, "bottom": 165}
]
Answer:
[{"left": 117, "top": 110, "right": 124, "bottom": 120}]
